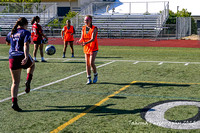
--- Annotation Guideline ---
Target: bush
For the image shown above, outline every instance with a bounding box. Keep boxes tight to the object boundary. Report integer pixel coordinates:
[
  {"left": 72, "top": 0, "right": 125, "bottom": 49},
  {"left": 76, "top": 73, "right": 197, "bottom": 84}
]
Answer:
[{"left": 166, "top": 9, "right": 197, "bottom": 34}]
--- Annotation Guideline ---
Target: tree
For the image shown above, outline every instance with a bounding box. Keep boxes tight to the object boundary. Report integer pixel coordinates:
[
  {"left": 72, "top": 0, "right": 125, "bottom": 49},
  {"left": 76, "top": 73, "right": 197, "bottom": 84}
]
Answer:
[
  {"left": 0, "top": 0, "right": 41, "bottom": 13},
  {"left": 61, "top": 11, "right": 78, "bottom": 27},
  {"left": 166, "top": 9, "right": 197, "bottom": 34},
  {"left": 48, "top": 11, "right": 78, "bottom": 29}
]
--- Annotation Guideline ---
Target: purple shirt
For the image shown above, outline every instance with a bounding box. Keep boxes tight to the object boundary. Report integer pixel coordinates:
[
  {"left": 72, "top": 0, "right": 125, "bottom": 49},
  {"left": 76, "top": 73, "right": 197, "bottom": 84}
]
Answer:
[{"left": 6, "top": 28, "right": 31, "bottom": 58}]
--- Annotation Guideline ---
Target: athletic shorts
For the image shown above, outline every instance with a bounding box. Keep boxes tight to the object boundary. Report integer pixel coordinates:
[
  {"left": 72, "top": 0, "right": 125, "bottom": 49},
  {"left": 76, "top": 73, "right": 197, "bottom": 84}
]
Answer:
[
  {"left": 33, "top": 40, "right": 42, "bottom": 44},
  {"left": 93, "top": 50, "right": 98, "bottom": 53},
  {"left": 64, "top": 41, "right": 74, "bottom": 43},
  {"left": 9, "top": 55, "right": 34, "bottom": 70}
]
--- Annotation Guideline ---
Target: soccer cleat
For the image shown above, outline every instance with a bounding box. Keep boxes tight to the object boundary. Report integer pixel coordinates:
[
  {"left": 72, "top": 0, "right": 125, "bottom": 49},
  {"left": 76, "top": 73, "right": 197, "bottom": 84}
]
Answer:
[
  {"left": 86, "top": 78, "right": 92, "bottom": 85},
  {"left": 25, "top": 81, "right": 30, "bottom": 93},
  {"left": 71, "top": 54, "right": 74, "bottom": 58},
  {"left": 34, "top": 60, "right": 39, "bottom": 62},
  {"left": 63, "top": 55, "right": 65, "bottom": 58},
  {"left": 93, "top": 74, "right": 98, "bottom": 83},
  {"left": 12, "top": 103, "right": 22, "bottom": 112},
  {"left": 41, "top": 60, "right": 47, "bottom": 62}
]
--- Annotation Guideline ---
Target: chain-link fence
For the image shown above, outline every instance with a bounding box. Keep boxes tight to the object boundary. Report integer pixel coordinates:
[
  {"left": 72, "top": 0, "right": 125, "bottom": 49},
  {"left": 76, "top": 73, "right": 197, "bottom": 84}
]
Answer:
[
  {"left": 0, "top": 2, "right": 57, "bottom": 14},
  {"left": 176, "top": 17, "right": 191, "bottom": 39}
]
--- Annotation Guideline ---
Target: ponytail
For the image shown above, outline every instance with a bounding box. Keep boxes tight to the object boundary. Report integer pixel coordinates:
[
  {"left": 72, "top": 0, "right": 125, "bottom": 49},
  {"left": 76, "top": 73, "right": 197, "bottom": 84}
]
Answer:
[
  {"left": 31, "top": 16, "right": 40, "bottom": 25},
  {"left": 11, "top": 17, "right": 28, "bottom": 36}
]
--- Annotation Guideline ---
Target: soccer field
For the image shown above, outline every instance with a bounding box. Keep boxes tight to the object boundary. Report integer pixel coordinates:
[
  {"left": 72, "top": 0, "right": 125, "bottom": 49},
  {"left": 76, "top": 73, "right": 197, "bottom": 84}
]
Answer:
[{"left": 1, "top": 44, "right": 200, "bottom": 133}]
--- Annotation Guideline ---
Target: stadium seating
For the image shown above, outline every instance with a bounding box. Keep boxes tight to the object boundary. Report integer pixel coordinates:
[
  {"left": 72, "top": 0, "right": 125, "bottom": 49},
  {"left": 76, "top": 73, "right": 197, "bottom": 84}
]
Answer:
[
  {"left": 0, "top": 2, "right": 57, "bottom": 36},
  {"left": 73, "top": 14, "right": 162, "bottom": 38},
  {"left": 71, "top": 1, "right": 169, "bottom": 38}
]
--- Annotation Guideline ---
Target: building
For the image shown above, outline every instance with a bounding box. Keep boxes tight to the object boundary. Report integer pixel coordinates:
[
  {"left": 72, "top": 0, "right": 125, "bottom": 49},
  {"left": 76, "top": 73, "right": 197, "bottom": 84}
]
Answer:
[
  {"left": 192, "top": 15, "right": 200, "bottom": 29},
  {"left": 41, "top": 0, "right": 103, "bottom": 17}
]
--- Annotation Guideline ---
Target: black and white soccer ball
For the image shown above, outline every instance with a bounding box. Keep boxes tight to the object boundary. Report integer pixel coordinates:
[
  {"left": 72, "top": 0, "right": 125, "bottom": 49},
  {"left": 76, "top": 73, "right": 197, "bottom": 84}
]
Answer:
[{"left": 45, "top": 45, "right": 56, "bottom": 55}]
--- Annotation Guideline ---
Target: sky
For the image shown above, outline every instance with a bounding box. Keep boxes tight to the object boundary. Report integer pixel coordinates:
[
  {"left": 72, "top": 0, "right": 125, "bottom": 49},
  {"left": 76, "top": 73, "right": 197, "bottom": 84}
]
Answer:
[
  {"left": 152, "top": 0, "right": 200, "bottom": 15},
  {"left": 117, "top": 0, "right": 200, "bottom": 15},
  {"left": 141, "top": 0, "right": 199, "bottom": 15}
]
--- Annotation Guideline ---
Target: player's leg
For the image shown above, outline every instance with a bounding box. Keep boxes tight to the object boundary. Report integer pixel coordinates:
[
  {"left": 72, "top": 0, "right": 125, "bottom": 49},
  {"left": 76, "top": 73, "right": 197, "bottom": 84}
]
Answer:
[
  {"left": 90, "top": 51, "right": 98, "bottom": 83},
  {"left": 69, "top": 41, "right": 74, "bottom": 57},
  {"left": 85, "top": 54, "right": 92, "bottom": 84},
  {"left": 10, "top": 69, "right": 22, "bottom": 111},
  {"left": 25, "top": 56, "right": 35, "bottom": 93},
  {"left": 39, "top": 43, "right": 46, "bottom": 62},
  {"left": 33, "top": 43, "right": 39, "bottom": 62},
  {"left": 63, "top": 41, "right": 68, "bottom": 58}
]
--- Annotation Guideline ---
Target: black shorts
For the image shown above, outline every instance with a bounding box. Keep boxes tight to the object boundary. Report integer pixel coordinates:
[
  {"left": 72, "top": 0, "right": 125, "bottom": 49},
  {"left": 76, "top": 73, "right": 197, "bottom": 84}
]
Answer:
[
  {"left": 33, "top": 40, "right": 42, "bottom": 44},
  {"left": 9, "top": 55, "right": 34, "bottom": 70}
]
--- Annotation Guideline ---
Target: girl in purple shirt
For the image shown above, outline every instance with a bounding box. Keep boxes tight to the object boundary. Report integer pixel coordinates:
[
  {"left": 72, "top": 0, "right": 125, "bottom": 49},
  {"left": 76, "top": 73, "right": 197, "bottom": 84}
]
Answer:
[{"left": 6, "top": 17, "right": 35, "bottom": 111}]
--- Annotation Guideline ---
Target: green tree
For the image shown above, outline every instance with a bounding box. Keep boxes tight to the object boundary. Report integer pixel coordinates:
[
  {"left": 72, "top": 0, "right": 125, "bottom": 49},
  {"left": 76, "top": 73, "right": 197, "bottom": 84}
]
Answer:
[
  {"left": 61, "top": 11, "right": 78, "bottom": 27},
  {"left": 48, "top": 11, "right": 78, "bottom": 29},
  {"left": 0, "top": 0, "right": 41, "bottom": 13},
  {"left": 166, "top": 9, "right": 197, "bottom": 34}
]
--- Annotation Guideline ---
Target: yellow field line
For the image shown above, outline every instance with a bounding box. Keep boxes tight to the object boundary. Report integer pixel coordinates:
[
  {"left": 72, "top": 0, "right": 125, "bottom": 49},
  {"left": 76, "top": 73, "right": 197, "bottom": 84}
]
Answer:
[
  {"left": 135, "top": 81, "right": 200, "bottom": 85},
  {"left": 50, "top": 81, "right": 137, "bottom": 133}
]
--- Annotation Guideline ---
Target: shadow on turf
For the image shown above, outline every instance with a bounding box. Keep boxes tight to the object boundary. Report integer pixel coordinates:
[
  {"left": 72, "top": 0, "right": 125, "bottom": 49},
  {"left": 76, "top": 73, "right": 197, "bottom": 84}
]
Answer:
[
  {"left": 98, "top": 82, "right": 190, "bottom": 88},
  {"left": 0, "top": 59, "right": 8, "bottom": 61},
  {"left": 21, "top": 104, "right": 155, "bottom": 116},
  {"left": 43, "top": 61, "right": 104, "bottom": 64},
  {"left": 96, "top": 57, "right": 122, "bottom": 59}
]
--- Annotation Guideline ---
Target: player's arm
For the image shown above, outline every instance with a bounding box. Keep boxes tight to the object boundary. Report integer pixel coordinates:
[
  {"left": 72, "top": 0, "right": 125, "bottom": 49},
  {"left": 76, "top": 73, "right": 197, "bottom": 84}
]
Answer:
[
  {"left": 71, "top": 27, "right": 75, "bottom": 35},
  {"left": 38, "top": 26, "right": 48, "bottom": 40},
  {"left": 21, "top": 41, "right": 29, "bottom": 65},
  {"left": 6, "top": 32, "right": 11, "bottom": 45},
  {"left": 41, "top": 32, "right": 48, "bottom": 40},
  {"left": 61, "top": 27, "right": 64, "bottom": 40},
  {"left": 21, "top": 32, "right": 31, "bottom": 65},
  {"left": 77, "top": 30, "right": 84, "bottom": 44},
  {"left": 82, "top": 27, "right": 97, "bottom": 46},
  {"left": 6, "top": 42, "right": 10, "bottom": 45}
]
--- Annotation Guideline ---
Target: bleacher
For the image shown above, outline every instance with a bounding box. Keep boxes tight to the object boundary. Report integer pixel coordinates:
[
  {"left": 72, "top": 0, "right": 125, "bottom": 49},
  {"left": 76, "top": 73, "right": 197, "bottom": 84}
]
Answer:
[
  {"left": 92, "top": 15, "right": 159, "bottom": 38},
  {"left": 71, "top": 1, "right": 169, "bottom": 38},
  {"left": 0, "top": 2, "right": 57, "bottom": 36}
]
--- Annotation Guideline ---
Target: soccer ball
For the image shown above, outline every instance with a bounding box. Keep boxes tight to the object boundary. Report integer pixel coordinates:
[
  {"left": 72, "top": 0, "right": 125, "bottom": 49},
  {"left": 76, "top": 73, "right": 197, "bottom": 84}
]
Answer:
[
  {"left": 45, "top": 45, "right": 56, "bottom": 55},
  {"left": 41, "top": 38, "right": 48, "bottom": 44}
]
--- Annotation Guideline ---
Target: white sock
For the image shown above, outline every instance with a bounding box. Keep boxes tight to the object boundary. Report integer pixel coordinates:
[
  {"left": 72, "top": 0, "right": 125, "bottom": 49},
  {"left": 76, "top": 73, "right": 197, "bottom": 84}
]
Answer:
[
  {"left": 94, "top": 73, "right": 98, "bottom": 76},
  {"left": 34, "top": 57, "right": 36, "bottom": 60}
]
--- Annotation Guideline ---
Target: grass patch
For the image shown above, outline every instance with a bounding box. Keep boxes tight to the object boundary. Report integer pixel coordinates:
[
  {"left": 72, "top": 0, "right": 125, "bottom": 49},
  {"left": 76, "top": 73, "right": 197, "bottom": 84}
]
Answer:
[{"left": 0, "top": 44, "right": 200, "bottom": 132}]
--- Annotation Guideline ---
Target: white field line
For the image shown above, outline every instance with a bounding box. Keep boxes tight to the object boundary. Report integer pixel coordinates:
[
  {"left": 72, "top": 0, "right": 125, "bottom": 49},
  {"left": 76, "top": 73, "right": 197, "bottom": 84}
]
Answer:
[
  {"left": 185, "top": 62, "right": 190, "bottom": 66},
  {"left": 0, "top": 61, "right": 115, "bottom": 103},
  {"left": 48, "top": 58, "right": 200, "bottom": 65},
  {"left": 1, "top": 56, "right": 200, "bottom": 65},
  {"left": 62, "top": 59, "right": 71, "bottom": 62},
  {"left": 133, "top": 61, "right": 139, "bottom": 64}
]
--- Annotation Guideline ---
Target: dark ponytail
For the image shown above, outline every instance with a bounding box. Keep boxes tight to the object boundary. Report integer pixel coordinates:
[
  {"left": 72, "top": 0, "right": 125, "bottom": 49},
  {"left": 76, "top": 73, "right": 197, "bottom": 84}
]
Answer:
[
  {"left": 11, "top": 17, "right": 28, "bottom": 36},
  {"left": 31, "top": 16, "right": 40, "bottom": 25}
]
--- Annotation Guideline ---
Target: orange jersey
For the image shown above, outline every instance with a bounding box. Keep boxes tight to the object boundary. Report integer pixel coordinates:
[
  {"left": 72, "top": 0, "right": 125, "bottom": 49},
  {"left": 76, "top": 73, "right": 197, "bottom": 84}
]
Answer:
[
  {"left": 63, "top": 25, "right": 74, "bottom": 42},
  {"left": 82, "top": 25, "right": 98, "bottom": 54}
]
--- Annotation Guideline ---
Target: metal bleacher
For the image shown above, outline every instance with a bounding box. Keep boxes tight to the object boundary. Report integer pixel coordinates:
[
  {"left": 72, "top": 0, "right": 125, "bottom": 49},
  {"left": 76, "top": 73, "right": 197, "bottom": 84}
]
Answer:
[
  {"left": 71, "top": 1, "right": 169, "bottom": 38},
  {"left": 93, "top": 15, "right": 159, "bottom": 38},
  {"left": 0, "top": 2, "right": 57, "bottom": 36}
]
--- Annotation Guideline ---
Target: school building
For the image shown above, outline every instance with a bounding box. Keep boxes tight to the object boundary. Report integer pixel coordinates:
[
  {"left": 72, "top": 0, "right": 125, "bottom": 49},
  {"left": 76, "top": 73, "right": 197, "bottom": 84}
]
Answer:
[{"left": 40, "top": 0, "right": 107, "bottom": 17}]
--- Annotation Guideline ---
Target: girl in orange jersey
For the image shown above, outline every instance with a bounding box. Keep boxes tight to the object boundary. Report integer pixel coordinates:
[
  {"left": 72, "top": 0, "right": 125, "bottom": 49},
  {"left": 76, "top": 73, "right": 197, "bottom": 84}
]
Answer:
[
  {"left": 77, "top": 15, "right": 98, "bottom": 84},
  {"left": 61, "top": 20, "right": 75, "bottom": 58}
]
